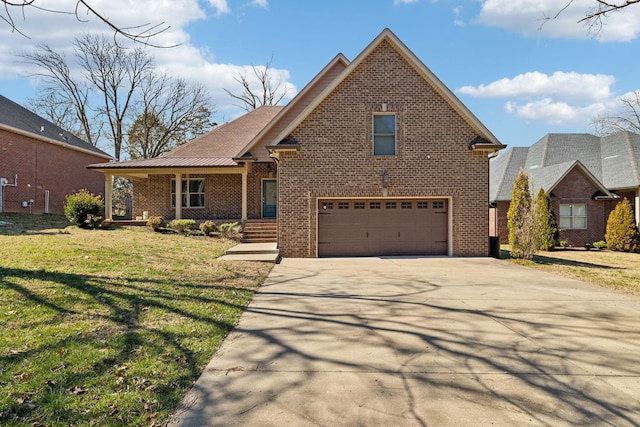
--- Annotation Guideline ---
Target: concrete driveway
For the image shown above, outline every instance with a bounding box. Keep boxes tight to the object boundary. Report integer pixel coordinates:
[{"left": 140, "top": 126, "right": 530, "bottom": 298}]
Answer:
[{"left": 169, "top": 257, "right": 640, "bottom": 426}]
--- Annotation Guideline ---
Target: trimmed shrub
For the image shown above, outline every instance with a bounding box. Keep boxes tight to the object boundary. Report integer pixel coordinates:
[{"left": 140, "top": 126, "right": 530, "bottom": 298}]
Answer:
[
  {"left": 218, "top": 222, "right": 242, "bottom": 240},
  {"left": 593, "top": 240, "right": 607, "bottom": 250},
  {"left": 63, "top": 189, "right": 104, "bottom": 229},
  {"left": 146, "top": 216, "right": 165, "bottom": 231},
  {"left": 169, "top": 219, "right": 196, "bottom": 234},
  {"left": 507, "top": 170, "right": 536, "bottom": 259},
  {"left": 605, "top": 198, "right": 640, "bottom": 252},
  {"left": 199, "top": 221, "right": 218, "bottom": 236},
  {"left": 534, "top": 188, "right": 559, "bottom": 251}
]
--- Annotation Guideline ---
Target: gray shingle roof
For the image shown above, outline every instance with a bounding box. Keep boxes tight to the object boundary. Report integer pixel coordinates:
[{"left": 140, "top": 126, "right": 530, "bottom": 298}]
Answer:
[
  {"left": 0, "top": 94, "right": 111, "bottom": 159},
  {"left": 489, "top": 146, "right": 528, "bottom": 201},
  {"left": 601, "top": 132, "right": 640, "bottom": 189},
  {"left": 490, "top": 131, "right": 640, "bottom": 201}
]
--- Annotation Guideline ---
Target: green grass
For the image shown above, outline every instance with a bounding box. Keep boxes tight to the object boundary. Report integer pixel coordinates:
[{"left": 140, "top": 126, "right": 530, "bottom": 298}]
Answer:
[
  {"left": 501, "top": 245, "right": 640, "bottom": 295},
  {"left": 0, "top": 213, "right": 273, "bottom": 426}
]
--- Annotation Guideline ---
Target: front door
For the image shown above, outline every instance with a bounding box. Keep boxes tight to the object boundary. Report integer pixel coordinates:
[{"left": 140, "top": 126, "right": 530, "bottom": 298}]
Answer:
[{"left": 262, "top": 179, "right": 277, "bottom": 218}]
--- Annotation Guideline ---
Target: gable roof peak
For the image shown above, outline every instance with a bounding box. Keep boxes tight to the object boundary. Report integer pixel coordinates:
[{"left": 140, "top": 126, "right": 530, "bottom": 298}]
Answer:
[{"left": 270, "top": 28, "right": 503, "bottom": 149}]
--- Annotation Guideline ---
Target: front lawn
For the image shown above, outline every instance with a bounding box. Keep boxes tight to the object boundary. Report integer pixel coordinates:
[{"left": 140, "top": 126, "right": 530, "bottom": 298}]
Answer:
[
  {"left": 0, "top": 213, "right": 273, "bottom": 426},
  {"left": 502, "top": 245, "right": 640, "bottom": 295}
]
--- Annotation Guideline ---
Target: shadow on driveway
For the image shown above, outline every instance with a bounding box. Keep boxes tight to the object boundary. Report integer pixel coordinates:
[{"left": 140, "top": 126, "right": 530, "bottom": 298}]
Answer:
[{"left": 170, "top": 257, "right": 640, "bottom": 427}]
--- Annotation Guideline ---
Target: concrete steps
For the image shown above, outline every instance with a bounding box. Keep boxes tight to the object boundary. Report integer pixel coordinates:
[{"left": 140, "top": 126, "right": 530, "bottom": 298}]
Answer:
[
  {"left": 220, "top": 242, "right": 280, "bottom": 262},
  {"left": 242, "top": 220, "right": 277, "bottom": 243}
]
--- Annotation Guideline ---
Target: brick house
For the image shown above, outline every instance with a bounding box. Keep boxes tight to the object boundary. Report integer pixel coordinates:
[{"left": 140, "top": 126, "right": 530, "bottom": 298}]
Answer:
[
  {"left": 89, "top": 29, "right": 504, "bottom": 257},
  {"left": 0, "top": 95, "right": 112, "bottom": 215},
  {"left": 490, "top": 132, "right": 640, "bottom": 247}
]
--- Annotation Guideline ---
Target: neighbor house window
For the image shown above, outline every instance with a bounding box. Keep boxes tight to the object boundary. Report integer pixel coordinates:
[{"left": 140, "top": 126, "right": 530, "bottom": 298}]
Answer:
[
  {"left": 171, "top": 179, "right": 205, "bottom": 208},
  {"left": 373, "top": 113, "right": 396, "bottom": 156},
  {"left": 560, "top": 204, "right": 587, "bottom": 229}
]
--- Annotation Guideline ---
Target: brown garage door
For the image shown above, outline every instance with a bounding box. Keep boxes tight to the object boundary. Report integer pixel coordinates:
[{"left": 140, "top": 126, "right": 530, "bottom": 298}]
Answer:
[{"left": 318, "top": 199, "right": 448, "bottom": 257}]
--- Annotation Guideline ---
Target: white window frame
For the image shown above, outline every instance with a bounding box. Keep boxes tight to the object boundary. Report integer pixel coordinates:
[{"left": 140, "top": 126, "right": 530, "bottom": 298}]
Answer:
[
  {"left": 559, "top": 203, "right": 587, "bottom": 229},
  {"left": 171, "top": 178, "right": 205, "bottom": 209},
  {"left": 373, "top": 113, "right": 396, "bottom": 156}
]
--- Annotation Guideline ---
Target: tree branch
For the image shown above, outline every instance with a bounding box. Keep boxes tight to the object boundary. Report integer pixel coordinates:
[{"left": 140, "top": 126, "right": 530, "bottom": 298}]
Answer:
[{"left": 1, "top": 0, "right": 175, "bottom": 47}]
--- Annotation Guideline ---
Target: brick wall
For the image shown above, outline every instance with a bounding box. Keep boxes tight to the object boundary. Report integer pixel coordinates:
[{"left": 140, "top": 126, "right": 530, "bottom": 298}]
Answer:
[
  {"left": 0, "top": 129, "right": 106, "bottom": 214},
  {"left": 131, "top": 165, "right": 274, "bottom": 221},
  {"left": 277, "top": 40, "right": 490, "bottom": 258}
]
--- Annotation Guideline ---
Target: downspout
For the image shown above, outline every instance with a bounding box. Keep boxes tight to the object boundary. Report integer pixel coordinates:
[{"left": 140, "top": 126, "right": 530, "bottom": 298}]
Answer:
[{"left": 636, "top": 188, "right": 640, "bottom": 227}]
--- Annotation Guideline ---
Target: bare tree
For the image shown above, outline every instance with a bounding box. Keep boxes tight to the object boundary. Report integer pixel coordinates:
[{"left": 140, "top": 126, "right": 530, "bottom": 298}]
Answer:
[
  {"left": 1, "top": 0, "right": 171, "bottom": 46},
  {"left": 127, "top": 75, "right": 214, "bottom": 159},
  {"left": 74, "top": 33, "right": 153, "bottom": 160},
  {"left": 546, "top": 1, "right": 640, "bottom": 35},
  {"left": 224, "top": 56, "right": 290, "bottom": 112},
  {"left": 23, "top": 33, "right": 214, "bottom": 161},
  {"left": 21, "top": 44, "right": 98, "bottom": 145},
  {"left": 592, "top": 90, "right": 640, "bottom": 135}
]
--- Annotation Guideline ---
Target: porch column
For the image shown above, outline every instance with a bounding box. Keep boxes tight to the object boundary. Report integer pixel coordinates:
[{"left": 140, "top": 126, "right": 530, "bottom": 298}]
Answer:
[
  {"left": 241, "top": 169, "right": 248, "bottom": 221},
  {"left": 105, "top": 174, "right": 113, "bottom": 220},
  {"left": 175, "top": 173, "right": 182, "bottom": 220}
]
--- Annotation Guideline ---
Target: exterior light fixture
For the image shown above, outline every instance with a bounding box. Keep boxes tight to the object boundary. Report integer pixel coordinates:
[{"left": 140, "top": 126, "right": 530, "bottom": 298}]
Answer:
[{"left": 381, "top": 171, "right": 390, "bottom": 189}]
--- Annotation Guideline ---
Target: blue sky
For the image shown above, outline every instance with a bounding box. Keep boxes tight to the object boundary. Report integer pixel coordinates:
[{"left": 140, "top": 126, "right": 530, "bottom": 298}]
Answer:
[{"left": 1, "top": 0, "right": 639, "bottom": 150}]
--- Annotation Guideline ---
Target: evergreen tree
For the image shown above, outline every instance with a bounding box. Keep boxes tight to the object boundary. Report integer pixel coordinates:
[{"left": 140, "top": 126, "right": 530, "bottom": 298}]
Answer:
[
  {"left": 605, "top": 198, "right": 640, "bottom": 252},
  {"left": 534, "top": 188, "right": 559, "bottom": 251},
  {"left": 507, "top": 170, "right": 536, "bottom": 259}
]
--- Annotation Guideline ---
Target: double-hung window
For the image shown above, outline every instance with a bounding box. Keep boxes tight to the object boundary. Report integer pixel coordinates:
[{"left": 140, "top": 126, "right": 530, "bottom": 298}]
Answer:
[
  {"left": 559, "top": 204, "right": 587, "bottom": 229},
  {"left": 373, "top": 113, "right": 396, "bottom": 156},
  {"left": 171, "top": 179, "right": 205, "bottom": 208}
]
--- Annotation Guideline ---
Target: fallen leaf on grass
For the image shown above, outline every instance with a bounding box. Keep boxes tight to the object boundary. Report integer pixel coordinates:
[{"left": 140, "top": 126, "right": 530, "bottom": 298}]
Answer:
[
  {"left": 67, "top": 386, "right": 87, "bottom": 395},
  {"left": 13, "top": 371, "right": 32, "bottom": 382}
]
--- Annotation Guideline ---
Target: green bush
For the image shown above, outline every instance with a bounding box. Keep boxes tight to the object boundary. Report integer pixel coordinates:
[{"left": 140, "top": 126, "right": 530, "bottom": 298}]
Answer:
[
  {"left": 218, "top": 222, "right": 242, "bottom": 240},
  {"left": 559, "top": 240, "right": 569, "bottom": 249},
  {"left": 199, "top": 220, "right": 218, "bottom": 236},
  {"left": 593, "top": 240, "right": 607, "bottom": 250},
  {"left": 507, "top": 170, "right": 536, "bottom": 259},
  {"left": 169, "top": 219, "right": 196, "bottom": 234},
  {"left": 534, "top": 188, "right": 559, "bottom": 251},
  {"left": 63, "top": 189, "right": 104, "bottom": 229},
  {"left": 146, "top": 216, "right": 165, "bottom": 231},
  {"left": 605, "top": 198, "right": 640, "bottom": 252}
]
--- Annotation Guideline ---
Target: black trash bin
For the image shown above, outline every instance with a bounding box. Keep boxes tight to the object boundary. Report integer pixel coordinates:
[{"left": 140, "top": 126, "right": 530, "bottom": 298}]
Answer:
[{"left": 489, "top": 236, "right": 500, "bottom": 258}]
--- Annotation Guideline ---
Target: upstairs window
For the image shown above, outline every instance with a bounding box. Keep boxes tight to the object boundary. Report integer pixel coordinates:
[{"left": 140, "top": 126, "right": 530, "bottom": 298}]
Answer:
[
  {"left": 171, "top": 179, "right": 205, "bottom": 208},
  {"left": 373, "top": 114, "right": 396, "bottom": 156},
  {"left": 560, "top": 204, "right": 587, "bottom": 229}
]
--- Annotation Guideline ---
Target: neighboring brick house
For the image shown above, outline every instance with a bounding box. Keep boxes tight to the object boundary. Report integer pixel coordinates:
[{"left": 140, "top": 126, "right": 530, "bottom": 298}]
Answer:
[
  {"left": 490, "top": 132, "right": 640, "bottom": 247},
  {"left": 89, "top": 29, "right": 504, "bottom": 257},
  {"left": 0, "top": 95, "right": 112, "bottom": 215}
]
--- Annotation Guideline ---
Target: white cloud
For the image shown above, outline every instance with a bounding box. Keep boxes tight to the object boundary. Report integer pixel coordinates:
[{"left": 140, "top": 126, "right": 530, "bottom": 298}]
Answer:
[
  {"left": 477, "top": 0, "right": 640, "bottom": 42},
  {"left": 208, "top": 0, "right": 231, "bottom": 15},
  {"left": 250, "top": 0, "right": 269, "bottom": 8},
  {"left": 504, "top": 98, "right": 610, "bottom": 125},
  {"left": 394, "top": 0, "right": 420, "bottom": 5},
  {"left": 453, "top": 6, "right": 465, "bottom": 26},
  {"left": 457, "top": 71, "right": 615, "bottom": 103},
  {"left": 0, "top": 0, "right": 295, "bottom": 121},
  {"left": 458, "top": 71, "right": 628, "bottom": 126}
]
